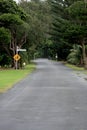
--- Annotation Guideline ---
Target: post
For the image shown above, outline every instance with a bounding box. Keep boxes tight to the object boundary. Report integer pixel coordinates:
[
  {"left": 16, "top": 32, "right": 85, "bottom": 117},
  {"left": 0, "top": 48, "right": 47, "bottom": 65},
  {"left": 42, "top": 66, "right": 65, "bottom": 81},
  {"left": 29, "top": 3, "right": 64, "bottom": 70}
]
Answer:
[
  {"left": 55, "top": 54, "right": 58, "bottom": 61},
  {"left": 15, "top": 46, "right": 18, "bottom": 70}
]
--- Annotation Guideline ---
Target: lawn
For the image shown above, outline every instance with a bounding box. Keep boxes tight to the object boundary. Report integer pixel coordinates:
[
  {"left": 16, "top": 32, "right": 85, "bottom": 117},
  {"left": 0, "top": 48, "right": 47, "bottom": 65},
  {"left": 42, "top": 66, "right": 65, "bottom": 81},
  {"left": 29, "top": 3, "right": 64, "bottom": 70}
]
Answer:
[{"left": 0, "top": 64, "right": 36, "bottom": 93}]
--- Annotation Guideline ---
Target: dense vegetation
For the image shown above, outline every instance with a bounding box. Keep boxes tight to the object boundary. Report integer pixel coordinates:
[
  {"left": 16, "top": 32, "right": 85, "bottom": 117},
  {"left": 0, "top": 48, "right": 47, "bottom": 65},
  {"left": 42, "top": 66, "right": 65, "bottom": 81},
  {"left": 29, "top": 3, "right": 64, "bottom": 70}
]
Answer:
[
  {"left": 50, "top": 0, "right": 87, "bottom": 68},
  {"left": 0, "top": 0, "right": 87, "bottom": 69}
]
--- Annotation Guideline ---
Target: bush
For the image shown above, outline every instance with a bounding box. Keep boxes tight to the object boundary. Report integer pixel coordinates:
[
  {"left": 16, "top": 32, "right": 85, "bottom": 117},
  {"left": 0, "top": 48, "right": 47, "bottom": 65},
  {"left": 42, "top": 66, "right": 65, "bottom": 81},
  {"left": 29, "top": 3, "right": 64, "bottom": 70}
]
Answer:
[
  {"left": 0, "top": 54, "right": 12, "bottom": 67},
  {"left": 67, "top": 44, "right": 82, "bottom": 65}
]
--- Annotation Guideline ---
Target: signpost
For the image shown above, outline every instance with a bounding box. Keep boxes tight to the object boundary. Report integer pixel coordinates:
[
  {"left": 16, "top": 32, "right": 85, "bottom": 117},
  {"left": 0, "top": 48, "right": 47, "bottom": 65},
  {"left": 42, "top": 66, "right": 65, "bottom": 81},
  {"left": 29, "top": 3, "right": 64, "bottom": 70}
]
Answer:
[
  {"left": 13, "top": 54, "right": 21, "bottom": 61},
  {"left": 13, "top": 54, "right": 21, "bottom": 70},
  {"left": 13, "top": 46, "right": 26, "bottom": 70},
  {"left": 17, "top": 49, "right": 26, "bottom": 52}
]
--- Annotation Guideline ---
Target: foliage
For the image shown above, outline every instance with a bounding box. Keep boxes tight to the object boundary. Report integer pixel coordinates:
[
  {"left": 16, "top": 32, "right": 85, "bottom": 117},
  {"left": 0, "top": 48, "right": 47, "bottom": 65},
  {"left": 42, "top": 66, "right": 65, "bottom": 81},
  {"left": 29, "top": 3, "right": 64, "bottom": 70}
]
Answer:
[
  {"left": 0, "top": 13, "right": 23, "bottom": 27},
  {"left": 67, "top": 1, "right": 87, "bottom": 68},
  {"left": 0, "top": 0, "right": 52, "bottom": 67},
  {"left": 0, "top": 0, "right": 27, "bottom": 20},
  {"left": 0, "top": 53, "right": 12, "bottom": 66},
  {"left": 49, "top": 0, "right": 71, "bottom": 60},
  {"left": 67, "top": 44, "right": 82, "bottom": 65},
  {"left": 1, "top": 0, "right": 87, "bottom": 68},
  {"left": 0, "top": 0, "right": 28, "bottom": 68},
  {"left": 49, "top": 0, "right": 87, "bottom": 67},
  {"left": 19, "top": 0, "right": 52, "bottom": 58},
  {"left": 0, "top": 27, "right": 11, "bottom": 44},
  {"left": 68, "top": 1, "right": 87, "bottom": 21}
]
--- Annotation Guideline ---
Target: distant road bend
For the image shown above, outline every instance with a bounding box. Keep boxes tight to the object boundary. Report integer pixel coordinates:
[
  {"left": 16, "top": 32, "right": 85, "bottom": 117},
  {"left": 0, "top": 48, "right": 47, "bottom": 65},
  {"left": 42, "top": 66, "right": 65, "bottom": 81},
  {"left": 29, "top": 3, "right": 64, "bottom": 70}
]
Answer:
[{"left": 0, "top": 59, "right": 87, "bottom": 130}]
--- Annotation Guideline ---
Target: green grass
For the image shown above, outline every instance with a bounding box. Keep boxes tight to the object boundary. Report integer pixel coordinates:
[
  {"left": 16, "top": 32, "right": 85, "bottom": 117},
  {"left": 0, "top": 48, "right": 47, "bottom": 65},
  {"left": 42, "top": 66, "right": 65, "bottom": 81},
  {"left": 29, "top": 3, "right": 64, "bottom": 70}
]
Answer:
[
  {"left": 65, "top": 63, "right": 84, "bottom": 71},
  {"left": 65, "top": 64, "right": 87, "bottom": 77},
  {"left": 0, "top": 64, "right": 36, "bottom": 93}
]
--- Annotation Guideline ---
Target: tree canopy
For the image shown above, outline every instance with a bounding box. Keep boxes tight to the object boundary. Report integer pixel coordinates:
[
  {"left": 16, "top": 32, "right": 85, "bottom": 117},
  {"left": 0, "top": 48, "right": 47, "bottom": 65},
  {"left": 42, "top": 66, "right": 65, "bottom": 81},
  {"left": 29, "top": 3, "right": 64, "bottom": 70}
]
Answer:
[{"left": 1, "top": 0, "right": 87, "bottom": 69}]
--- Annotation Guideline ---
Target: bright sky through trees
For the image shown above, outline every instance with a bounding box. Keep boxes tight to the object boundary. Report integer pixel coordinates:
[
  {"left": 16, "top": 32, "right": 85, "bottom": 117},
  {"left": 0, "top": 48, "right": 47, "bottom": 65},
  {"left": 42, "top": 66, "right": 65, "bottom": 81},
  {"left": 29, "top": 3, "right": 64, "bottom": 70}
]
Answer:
[
  {"left": 14, "top": 0, "right": 19, "bottom": 3},
  {"left": 14, "top": 0, "right": 30, "bottom": 3},
  {"left": 14, "top": 0, "right": 44, "bottom": 3}
]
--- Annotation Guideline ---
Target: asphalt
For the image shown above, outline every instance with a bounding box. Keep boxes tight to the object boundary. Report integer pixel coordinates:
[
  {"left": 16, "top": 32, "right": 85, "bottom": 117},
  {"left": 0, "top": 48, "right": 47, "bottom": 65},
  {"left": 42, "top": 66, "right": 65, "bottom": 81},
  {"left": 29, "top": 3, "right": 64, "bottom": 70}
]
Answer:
[{"left": 0, "top": 59, "right": 87, "bottom": 130}]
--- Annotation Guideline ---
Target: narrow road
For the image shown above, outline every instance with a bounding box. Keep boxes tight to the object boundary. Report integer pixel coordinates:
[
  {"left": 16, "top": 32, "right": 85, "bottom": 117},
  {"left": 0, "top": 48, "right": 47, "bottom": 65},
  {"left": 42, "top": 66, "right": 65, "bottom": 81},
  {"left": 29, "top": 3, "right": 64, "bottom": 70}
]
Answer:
[{"left": 0, "top": 59, "right": 87, "bottom": 130}]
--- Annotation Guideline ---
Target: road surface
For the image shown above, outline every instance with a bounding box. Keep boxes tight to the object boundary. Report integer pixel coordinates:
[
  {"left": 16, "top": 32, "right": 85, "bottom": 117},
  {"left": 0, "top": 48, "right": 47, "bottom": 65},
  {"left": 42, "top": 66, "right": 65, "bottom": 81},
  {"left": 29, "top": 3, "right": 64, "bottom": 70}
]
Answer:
[{"left": 0, "top": 59, "right": 87, "bottom": 130}]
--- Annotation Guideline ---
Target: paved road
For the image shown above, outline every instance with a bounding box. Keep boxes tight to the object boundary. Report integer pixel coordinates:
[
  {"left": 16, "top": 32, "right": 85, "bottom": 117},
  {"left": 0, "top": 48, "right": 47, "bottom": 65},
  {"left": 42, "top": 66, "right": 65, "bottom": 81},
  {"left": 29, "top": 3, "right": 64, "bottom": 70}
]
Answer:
[{"left": 0, "top": 59, "right": 87, "bottom": 130}]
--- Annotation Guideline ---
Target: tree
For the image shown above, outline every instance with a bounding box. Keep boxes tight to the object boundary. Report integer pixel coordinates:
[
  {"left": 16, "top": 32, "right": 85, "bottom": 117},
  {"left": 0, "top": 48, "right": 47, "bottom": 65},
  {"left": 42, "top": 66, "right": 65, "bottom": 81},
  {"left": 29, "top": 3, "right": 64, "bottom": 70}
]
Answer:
[
  {"left": 0, "top": 27, "right": 11, "bottom": 66},
  {"left": 0, "top": 27, "right": 11, "bottom": 44},
  {"left": 67, "top": 1, "right": 87, "bottom": 68},
  {"left": 67, "top": 44, "right": 82, "bottom": 65},
  {"left": 0, "top": 0, "right": 28, "bottom": 68},
  {"left": 49, "top": 0, "right": 71, "bottom": 60},
  {"left": 19, "top": 0, "right": 52, "bottom": 58}
]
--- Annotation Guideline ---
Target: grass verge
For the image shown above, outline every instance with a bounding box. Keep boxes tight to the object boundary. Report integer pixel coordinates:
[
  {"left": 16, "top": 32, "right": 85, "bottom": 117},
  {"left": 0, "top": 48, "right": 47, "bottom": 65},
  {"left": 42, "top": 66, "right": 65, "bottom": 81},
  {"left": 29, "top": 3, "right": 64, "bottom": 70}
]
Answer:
[
  {"left": 0, "top": 63, "right": 36, "bottom": 93},
  {"left": 65, "top": 63, "right": 87, "bottom": 80},
  {"left": 65, "top": 63, "right": 84, "bottom": 71}
]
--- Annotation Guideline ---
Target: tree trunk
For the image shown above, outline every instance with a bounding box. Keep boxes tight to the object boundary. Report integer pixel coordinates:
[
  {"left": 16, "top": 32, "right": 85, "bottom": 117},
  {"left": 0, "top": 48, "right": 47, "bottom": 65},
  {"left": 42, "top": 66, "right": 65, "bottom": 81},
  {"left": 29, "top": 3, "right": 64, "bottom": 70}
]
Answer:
[
  {"left": 82, "top": 41, "right": 87, "bottom": 69},
  {"left": 80, "top": 56, "right": 83, "bottom": 66}
]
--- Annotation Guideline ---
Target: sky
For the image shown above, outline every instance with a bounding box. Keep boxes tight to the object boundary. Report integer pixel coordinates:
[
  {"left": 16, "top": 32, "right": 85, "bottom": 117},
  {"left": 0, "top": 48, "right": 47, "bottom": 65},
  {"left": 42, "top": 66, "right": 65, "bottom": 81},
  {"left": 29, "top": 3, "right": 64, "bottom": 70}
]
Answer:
[
  {"left": 14, "top": 0, "right": 44, "bottom": 3},
  {"left": 14, "top": 0, "right": 19, "bottom": 3},
  {"left": 14, "top": 0, "right": 30, "bottom": 3}
]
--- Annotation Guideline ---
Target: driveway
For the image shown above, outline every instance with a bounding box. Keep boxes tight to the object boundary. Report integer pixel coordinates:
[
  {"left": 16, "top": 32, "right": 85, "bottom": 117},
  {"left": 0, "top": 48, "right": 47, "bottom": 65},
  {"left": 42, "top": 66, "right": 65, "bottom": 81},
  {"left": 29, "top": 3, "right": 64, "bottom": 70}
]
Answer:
[{"left": 0, "top": 59, "right": 87, "bottom": 130}]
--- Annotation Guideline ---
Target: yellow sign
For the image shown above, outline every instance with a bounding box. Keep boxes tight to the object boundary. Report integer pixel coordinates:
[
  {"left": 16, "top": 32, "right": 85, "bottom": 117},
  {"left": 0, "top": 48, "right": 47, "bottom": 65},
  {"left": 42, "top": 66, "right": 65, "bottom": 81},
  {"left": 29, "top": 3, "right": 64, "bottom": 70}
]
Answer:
[{"left": 13, "top": 54, "right": 21, "bottom": 61}]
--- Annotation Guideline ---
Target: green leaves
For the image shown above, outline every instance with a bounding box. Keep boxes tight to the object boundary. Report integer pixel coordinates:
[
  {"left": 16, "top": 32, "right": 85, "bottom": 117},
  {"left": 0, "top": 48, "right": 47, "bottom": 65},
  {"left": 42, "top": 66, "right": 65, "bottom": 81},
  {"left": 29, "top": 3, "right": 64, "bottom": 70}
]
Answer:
[
  {"left": 67, "top": 1, "right": 87, "bottom": 38},
  {"left": 68, "top": 1, "right": 87, "bottom": 21},
  {"left": 0, "top": 27, "right": 11, "bottom": 44},
  {"left": 67, "top": 44, "right": 82, "bottom": 65},
  {"left": 0, "top": 0, "right": 28, "bottom": 67},
  {"left": 0, "top": 13, "right": 23, "bottom": 27},
  {"left": 0, "top": 0, "right": 18, "bottom": 14},
  {"left": 0, "top": 0, "right": 27, "bottom": 20},
  {"left": 19, "top": 0, "right": 52, "bottom": 58}
]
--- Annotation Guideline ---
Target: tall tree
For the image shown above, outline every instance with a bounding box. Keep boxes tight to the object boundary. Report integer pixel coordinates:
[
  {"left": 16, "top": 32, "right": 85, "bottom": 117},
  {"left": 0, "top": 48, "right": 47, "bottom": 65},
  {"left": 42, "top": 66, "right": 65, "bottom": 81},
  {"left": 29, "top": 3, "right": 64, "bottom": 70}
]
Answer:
[
  {"left": 0, "top": 0, "right": 28, "bottom": 67},
  {"left": 49, "top": 0, "right": 71, "bottom": 60},
  {"left": 19, "top": 0, "right": 51, "bottom": 58},
  {"left": 67, "top": 1, "right": 87, "bottom": 68}
]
